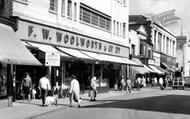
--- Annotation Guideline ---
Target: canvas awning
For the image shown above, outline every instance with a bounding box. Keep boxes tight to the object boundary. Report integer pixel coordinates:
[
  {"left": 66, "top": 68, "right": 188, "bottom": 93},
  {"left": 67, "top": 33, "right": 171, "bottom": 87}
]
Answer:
[
  {"left": 80, "top": 51, "right": 105, "bottom": 61},
  {"left": 161, "top": 62, "right": 174, "bottom": 72},
  {"left": 154, "top": 65, "right": 168, "bottom": 73},
  {"left": 57, "top": 47, "right": 93, "bottom": 60},
  {"left": 27, "top": 42, "right": 71, "bottom": 58},
  {"left": 0, "top": 24, "right": 41, "bottom": 65},
  {"left": 148, "top": 65, "right": 164, "bottom": 74},
  {"left": 131, "top": 58, "right": 150, "bottom": 74}
]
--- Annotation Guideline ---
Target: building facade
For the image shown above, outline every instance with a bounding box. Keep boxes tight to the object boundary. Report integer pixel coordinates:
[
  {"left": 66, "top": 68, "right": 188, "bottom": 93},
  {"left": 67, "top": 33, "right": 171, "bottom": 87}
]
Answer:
[{"left": 12, "top": 0, "right": 139, "bottom": 98}]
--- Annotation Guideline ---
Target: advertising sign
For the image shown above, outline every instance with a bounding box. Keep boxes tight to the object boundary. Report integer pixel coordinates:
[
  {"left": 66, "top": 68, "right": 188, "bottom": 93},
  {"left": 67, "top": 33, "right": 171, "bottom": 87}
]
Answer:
[{"left": 45, "top": 52, "right": 60, "bottom": 66}]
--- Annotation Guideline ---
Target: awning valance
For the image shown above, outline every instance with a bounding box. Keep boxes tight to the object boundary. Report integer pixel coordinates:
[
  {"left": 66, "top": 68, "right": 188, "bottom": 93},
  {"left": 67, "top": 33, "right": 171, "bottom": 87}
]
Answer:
[
  {"left": 80, "top": 51, "right": 104, "bottom": 61},
  {"left": 144, "top": 65, "right": 155, "bottom": 73},
  {"left": 27, "top": 42, "right": 71, "bottom": 58},
  {"left": 57, "top": 47, "right": 93, "bottom": 60},
  {"left": 0, "top": 24, "right": 41, "bottom": 65},
  {"left": 148, "top": 65, "right": 164, "bottom": 74},
  {"left": 155, "top": 65, "right": 168, "bottom": 73},
  {"left": 161, "top": 62, "right": 174, "bottom": 72},
  {"left": 131, "top": 58, "right": 150, "bottom": 74}
]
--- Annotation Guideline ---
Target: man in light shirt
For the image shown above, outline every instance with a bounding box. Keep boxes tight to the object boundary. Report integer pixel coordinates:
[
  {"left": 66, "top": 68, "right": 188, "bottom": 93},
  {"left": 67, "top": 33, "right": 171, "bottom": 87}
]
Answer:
[
  {"left": 39, "top": 74, "right": 51, "bottom": 106},
  {"left": 69, "top": 74, "right": 81, "bottom": 108}
]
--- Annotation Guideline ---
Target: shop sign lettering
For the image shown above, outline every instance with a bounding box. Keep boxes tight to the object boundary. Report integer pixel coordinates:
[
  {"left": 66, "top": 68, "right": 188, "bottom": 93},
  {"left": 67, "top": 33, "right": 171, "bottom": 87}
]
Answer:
[
  {"left": 18, "top": 21, "right": 128, "bottom": 57},
  {"left": 28, "top": 26, "right": 121, "bottom": 55}
]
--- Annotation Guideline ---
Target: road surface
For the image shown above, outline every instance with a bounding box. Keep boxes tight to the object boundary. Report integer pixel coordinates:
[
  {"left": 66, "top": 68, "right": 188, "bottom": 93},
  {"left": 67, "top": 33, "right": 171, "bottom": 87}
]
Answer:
[{"left": 29, "top": 89, "right": 190, "bottom": 119}]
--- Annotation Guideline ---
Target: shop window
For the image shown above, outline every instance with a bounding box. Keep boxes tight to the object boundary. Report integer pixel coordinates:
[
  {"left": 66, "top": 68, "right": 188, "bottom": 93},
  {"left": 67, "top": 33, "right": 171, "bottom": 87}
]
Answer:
[
  {"left": 49, "top": 0, "right": 58, "bottom": 13},
  {"left": 0, "top": 64, "right": 7, "bottom": 97}
]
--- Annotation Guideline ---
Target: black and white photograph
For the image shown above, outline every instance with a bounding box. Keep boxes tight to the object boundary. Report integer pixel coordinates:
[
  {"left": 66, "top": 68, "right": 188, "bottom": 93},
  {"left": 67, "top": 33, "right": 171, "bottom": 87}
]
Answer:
[{"left": 0, "top": 0, "right": 190, "bottom": 119}]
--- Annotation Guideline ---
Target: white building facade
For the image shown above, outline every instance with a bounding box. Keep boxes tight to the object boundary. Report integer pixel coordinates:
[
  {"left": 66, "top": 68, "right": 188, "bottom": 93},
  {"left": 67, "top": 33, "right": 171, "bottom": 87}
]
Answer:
[
  {"left": 12, "top": 0, "right": 136, "bottom": 91},
  {"left": 151, "top": 23, "right": 176, "bottom": 71}
]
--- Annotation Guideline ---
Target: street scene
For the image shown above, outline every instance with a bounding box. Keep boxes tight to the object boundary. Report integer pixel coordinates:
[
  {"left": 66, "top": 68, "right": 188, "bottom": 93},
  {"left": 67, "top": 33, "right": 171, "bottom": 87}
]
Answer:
[
  {"left": 1, "top": 0, "right": 190, "bottom": 119},
  {"left": 1, "top": 87, "right": 190, "bottom": 119}
]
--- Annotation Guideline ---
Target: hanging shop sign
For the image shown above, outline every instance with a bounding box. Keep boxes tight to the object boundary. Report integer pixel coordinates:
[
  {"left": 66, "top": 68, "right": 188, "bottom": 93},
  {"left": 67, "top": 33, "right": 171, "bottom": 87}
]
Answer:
[
  {"left": 16, "top": 20, "right": 129, "bottom": 58},
  {"left": 148, "top": 59, "right": 155, "bottom": 65},
  {"left": 45, "top": 52, "right": 60, "bottom": 66}
]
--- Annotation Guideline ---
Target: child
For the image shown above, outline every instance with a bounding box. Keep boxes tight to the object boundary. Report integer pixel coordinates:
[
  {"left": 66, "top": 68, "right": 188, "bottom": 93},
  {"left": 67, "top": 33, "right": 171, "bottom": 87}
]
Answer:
[{"left": 32, "top": 85, "right": 36, "bottom": 100}]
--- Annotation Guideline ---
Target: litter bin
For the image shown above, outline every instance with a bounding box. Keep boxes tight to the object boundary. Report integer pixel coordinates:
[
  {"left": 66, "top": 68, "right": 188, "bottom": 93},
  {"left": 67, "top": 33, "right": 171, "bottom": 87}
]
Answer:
[{"left": 8, "top": 96, "right": 13, "bottom": 107}]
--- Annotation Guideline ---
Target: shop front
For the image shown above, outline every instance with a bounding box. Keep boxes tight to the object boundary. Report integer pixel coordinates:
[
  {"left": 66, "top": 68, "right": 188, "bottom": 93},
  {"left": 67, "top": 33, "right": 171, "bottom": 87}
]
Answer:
[
  {"left": 15, "top": 19, "right": 140, "bottom": 95},
  {"left": 0, "top": 23, "right": 41, "bottom": 108}
]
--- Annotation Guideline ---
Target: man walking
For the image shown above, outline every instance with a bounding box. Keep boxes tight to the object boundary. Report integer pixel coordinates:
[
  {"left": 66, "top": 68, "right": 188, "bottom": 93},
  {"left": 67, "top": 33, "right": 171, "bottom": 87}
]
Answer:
[{"left": 39, "top": 74, "right": 51, "bottom": 106}]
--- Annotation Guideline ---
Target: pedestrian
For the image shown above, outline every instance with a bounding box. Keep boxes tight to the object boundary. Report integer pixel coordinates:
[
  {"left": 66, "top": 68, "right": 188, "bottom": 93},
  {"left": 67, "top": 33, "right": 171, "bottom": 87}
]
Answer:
[
  {"left": 136, "top": 76, "right": 141, "bottom": 91},
  {"left": 120, "top": 75, "right": 125, "bottom": 91},
  {"left": 32, "top": 84, "right": 37, "bottom": 100},
  {"left": 21, "top": 72, "right": 32, "bottom": 102},
  {"left": 69, "top": 74, "right": 81, "bottom": 108},
  {"left": 38, "top": 74, "right": 51, "bottom": 107},
  {"left": 89, "top": 76, "right": 97, "bottom": 101},
  {"left": 126, "top": 78, "right": 132, "bottom": 93}
]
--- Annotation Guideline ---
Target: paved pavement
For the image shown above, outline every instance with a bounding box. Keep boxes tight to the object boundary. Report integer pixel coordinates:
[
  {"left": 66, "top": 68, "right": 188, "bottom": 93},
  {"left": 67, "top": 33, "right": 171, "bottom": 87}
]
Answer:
[{"left": 0, "top": 87, "right": 160, "bottom": 119}]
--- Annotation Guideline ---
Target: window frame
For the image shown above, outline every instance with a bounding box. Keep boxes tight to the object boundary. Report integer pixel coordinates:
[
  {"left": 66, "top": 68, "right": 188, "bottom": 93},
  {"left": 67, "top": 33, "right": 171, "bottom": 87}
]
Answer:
[{"left": 49, "top": 0, "right": 58, "bottom": 13}]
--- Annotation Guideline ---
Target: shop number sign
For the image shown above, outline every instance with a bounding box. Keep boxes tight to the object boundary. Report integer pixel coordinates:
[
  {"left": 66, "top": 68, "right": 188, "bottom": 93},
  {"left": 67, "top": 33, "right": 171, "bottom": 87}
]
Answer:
[{"left": 45, "top": 52, "right": 60, "bottom": 66}]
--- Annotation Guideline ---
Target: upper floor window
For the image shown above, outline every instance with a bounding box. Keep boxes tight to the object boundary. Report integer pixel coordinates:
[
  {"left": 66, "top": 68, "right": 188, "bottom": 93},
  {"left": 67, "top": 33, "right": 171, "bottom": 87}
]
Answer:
[
  {"left": 154, "top": 30, "right": 157, "bottom": 50},
  {"left": 0, "top": 0, "right": 5, "bottom": 10},
  {"left": 123, "top": 0, "right": 126, "bottom": 6},
  {"left": 113, "top": 20, "right": 116, "bottom": 35},
  {"left": 131, "top": 44, "right": 135, "bottom": 55},
  {"left": 67, "top": 0, "right": 72, "bottom": 18},
  {"left": 80, "top": 6, "right": 111, "bottom": 32},
  {"left": 61, "top": 0, "right": 65, "bottom": 16},
  {"left": 50, "top": 0, "right": 58, "bottom": 12},
  {"left": 74, "top": 2, "right": 77, "bottom": 20},
  {"left": 140, "top": 43, "right": 145, "bottom": 55},
  {"left": 123, "top": 23, "right": 126, "bottom": 38},
  {"left": 117, "top": 22, "right": 119, "bottom": 36}
]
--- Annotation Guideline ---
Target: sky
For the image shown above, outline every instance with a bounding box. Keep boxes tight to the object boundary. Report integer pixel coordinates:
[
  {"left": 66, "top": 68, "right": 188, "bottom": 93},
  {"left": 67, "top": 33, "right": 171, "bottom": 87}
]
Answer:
[{"left": 129, "top": 0, "right": 190, "bottom": 39}]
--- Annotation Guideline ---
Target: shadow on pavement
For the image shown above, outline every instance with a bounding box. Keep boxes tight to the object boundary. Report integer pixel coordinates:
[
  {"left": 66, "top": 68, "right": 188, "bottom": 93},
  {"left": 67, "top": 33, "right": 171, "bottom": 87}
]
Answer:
[{"left": 81, "top": 95, "right": 190, "bottom": 115}]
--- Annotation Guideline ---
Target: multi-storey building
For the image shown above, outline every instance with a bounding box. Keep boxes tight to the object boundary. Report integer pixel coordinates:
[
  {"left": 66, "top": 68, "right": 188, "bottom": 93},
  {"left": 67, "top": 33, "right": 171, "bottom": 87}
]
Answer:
[
  {"left": 151, "top": 22, "right": 176, "bottom": 72},
  {"left": 129, "top": 15, "right": 177, "bottom": 76},
  {"left": 12, "top": 0, "right": 140, "bottom": 99}
]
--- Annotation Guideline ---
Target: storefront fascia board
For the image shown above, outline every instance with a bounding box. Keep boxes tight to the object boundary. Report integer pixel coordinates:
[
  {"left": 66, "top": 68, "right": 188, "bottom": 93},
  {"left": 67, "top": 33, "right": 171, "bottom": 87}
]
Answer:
[{"left": 16, "top": 19, "right": 130, "bottom": 58}]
